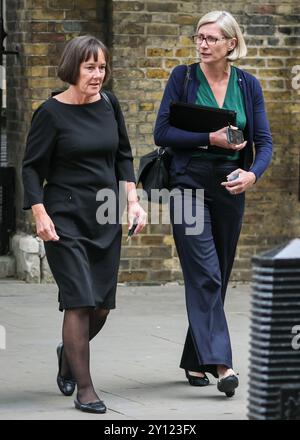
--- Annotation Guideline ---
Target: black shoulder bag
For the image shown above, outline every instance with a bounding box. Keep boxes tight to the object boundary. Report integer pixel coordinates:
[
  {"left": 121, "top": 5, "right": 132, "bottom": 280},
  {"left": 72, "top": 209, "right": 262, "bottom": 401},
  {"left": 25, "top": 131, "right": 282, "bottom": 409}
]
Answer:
[{"left": 137, "top": 65, "right": 191, "bottom": 203}]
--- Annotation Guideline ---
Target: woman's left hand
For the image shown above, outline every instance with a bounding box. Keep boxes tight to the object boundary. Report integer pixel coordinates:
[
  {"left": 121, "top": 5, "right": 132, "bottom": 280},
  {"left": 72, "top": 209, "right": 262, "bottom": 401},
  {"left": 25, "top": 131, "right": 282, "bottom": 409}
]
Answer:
[
  {"left": 127, "top": 201, "right": 147, "bottom": 235},
  {"left": 221, "top": 168, "right": 256, "bottom": 195}
]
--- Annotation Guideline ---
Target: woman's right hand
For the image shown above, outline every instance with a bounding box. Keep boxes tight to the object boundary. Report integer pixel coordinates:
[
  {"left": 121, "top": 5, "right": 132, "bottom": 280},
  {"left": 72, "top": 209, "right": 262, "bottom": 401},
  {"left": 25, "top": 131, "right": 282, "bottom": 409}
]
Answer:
[
  {"left": 209, "top": 126, "right": 247, "bottom": 151},
  {"left": 32, "top": 204, "right": 60, "bottom": 241}
]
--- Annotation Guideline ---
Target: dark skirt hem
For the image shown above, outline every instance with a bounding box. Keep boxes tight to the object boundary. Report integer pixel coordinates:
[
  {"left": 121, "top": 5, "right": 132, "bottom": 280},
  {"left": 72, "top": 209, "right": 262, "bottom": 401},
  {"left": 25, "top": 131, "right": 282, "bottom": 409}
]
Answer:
[{"left": 59, "top": 301, "right": 116, "bottom": 312}]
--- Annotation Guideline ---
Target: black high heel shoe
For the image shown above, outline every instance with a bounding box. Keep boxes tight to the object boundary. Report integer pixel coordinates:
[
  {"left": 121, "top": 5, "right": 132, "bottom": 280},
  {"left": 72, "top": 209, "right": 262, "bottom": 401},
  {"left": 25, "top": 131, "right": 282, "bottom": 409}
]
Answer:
[
  {"left": 56, "top": 342, "right": 76, "bottom": 396},
  {"left": 74, "top": 394, "right": 107, "bottom": 414},
  {"left": 217, "top": 374, "right": 239, "bottom": 397},
  {"left": 185, "top": 370, "right": 209, "bottom": 387}
]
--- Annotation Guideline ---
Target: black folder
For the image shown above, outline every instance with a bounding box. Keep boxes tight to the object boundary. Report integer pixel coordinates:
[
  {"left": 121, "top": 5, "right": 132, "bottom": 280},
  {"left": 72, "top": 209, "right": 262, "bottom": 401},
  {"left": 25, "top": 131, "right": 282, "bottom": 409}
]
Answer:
[
  {"left": 169, "top": 102, "right": 238, "bottom": 156},
  {"left": 170, "top": 102, "right": 236, "bottom": 132}
]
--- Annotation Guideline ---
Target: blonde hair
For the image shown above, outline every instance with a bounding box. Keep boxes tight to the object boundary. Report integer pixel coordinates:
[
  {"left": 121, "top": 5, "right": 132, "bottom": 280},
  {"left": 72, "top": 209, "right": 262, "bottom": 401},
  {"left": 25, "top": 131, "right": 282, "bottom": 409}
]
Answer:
[{"left": 196, "top": 11, "right": 247, "bottom": 61}]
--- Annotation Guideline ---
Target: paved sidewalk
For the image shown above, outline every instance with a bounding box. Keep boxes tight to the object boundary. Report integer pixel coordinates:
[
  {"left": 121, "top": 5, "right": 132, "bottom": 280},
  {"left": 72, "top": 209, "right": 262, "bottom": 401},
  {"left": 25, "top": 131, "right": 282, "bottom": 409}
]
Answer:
[{"left": 0, "top": 280, "right": 251, "bottom": 420}]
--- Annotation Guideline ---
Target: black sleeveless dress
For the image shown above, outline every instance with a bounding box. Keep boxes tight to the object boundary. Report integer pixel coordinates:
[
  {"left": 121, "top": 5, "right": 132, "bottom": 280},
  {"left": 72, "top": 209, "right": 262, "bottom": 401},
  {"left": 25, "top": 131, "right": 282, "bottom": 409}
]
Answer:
[{"left": 22, "top": 92, "right": 135, "bottom": 311}]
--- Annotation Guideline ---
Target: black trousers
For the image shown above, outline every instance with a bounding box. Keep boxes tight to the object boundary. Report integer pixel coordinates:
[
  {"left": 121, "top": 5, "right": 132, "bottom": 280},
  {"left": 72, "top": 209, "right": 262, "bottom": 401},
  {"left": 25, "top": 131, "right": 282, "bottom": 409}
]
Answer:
[{"left": 169, "top": 157, "right": 245, "bottom": 378}]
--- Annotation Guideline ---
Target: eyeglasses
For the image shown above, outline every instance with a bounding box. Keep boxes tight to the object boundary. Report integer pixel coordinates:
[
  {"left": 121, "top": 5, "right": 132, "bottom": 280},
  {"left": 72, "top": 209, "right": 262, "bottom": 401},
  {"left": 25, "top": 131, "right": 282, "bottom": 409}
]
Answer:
[{"left": 191, "top": 34, "right": 228, "bottom": 45}]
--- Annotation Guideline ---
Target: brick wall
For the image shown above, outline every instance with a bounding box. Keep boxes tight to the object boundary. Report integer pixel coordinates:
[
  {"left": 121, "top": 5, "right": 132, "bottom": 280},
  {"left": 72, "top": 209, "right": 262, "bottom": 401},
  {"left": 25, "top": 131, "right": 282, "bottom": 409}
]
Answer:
[
  {"left": 113, "top": 0, "right": 300, "bottom": 282},
  {"left": 5, "top": 0, "right": 300, "bottom": 283}
]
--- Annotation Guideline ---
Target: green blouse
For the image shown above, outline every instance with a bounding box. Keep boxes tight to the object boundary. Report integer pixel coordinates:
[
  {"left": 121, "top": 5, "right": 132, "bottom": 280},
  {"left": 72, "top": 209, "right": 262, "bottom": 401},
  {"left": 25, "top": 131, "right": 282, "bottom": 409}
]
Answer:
[{"left": 192, "top": 64, "right": 246, "bottom": 160}]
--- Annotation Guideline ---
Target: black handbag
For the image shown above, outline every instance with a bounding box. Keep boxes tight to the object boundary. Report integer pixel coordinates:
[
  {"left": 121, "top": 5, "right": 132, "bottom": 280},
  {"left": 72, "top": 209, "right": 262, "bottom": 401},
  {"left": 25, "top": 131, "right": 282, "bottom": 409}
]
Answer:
[
  {"left": 137, "top": 147, "right": 172, "bottom": 203},
  {"left": 137, "top": 65, "right": 191, "bottom": 203}
]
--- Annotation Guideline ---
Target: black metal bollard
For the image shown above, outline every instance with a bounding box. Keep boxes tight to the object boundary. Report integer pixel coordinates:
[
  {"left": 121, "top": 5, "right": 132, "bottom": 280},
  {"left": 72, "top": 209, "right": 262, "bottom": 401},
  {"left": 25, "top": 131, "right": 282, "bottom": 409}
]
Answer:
[{"left": 248, "top": 238, "right": 300, "bottom": 420}]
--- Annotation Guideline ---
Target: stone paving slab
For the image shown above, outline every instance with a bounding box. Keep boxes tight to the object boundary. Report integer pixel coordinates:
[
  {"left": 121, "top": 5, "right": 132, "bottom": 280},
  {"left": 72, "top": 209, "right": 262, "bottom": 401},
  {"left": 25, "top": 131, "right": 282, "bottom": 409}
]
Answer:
[{"left": 0, "top": 281, "right": 250, "bottom": 420}]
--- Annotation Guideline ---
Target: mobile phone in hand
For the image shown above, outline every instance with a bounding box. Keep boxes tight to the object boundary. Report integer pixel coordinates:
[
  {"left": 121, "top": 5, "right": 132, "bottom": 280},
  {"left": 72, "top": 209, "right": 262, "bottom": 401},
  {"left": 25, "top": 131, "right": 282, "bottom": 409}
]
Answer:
[
  {"left": 227, "top": 173, "right": 240, "bottom": 181},
  {"left": 226, "top": 127, "right": 244, "bottom": 144}
]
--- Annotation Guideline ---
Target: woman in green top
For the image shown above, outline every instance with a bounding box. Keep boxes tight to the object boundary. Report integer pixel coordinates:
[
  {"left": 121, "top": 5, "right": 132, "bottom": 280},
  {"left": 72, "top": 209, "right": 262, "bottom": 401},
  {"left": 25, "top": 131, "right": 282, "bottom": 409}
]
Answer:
[
  {"left": 154, "top": 11, "right": 272, "bottom": 397},
  {"left": 193, "top": 62, "right": 247, "bottom": 161}
]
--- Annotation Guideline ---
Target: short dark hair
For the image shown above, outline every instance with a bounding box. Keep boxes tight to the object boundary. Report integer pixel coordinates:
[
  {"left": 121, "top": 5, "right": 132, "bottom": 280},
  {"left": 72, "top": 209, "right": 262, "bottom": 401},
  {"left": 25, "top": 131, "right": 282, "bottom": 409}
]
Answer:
[{"left": 57, "top": 35, "right": 111, "bottom": 85}]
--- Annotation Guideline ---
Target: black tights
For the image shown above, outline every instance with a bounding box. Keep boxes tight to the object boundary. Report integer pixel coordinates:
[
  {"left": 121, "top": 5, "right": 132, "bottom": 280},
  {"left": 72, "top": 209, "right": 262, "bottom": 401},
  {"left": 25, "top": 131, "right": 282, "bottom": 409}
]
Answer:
[{"left": 60, "top": 307, "right": 109, "bottom": 404}]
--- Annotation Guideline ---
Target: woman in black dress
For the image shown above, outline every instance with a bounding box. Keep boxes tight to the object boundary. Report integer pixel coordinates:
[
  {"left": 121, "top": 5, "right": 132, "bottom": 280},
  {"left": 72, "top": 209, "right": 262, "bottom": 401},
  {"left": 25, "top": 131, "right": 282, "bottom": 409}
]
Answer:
[{"left": 22, "top": 35, "right": 146, "bottom": 414}]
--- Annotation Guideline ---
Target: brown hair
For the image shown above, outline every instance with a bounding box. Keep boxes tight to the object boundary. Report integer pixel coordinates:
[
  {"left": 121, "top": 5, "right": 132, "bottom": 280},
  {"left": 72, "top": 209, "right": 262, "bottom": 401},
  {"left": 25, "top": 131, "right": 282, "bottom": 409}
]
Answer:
[{"left": 57, "top": 35, "right": 111, "bottom": 85}]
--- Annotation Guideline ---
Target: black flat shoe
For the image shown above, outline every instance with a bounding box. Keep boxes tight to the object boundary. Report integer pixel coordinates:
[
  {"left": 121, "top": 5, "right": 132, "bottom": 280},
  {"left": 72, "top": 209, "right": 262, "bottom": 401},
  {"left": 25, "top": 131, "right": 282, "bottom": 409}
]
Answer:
[
  {"left": 56, "top": 342, "right": 76, "bottom": 396},
  {"left": 185, "top": 370, "right": 210, "bottom": 387},
  {"left": 217, "top": 374, "right": 239, "bottom": 397},
  {"left": 74, "top": 395, "right": 107, "bottom": 414}
]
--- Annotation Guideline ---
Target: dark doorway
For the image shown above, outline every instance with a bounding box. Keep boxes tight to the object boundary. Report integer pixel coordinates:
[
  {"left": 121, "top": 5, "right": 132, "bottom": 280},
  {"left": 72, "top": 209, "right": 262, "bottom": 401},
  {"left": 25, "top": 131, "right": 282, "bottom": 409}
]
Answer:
[{"left": 0, "top": 0, "right": 17, "bottom": 254}]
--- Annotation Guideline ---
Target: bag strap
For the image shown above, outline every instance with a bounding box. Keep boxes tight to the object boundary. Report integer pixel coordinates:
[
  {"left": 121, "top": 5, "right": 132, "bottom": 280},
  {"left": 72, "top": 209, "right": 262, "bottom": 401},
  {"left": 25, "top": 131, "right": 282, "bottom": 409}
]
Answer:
[
  {"left": 158, "top": 66, "right": 191, "bottom": 153},
  {"left": 101, "top": 91, "right": 116, "bottom": 117},
  {"left": 182, "top": 65, "right": 191, "bottom": 103}
]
